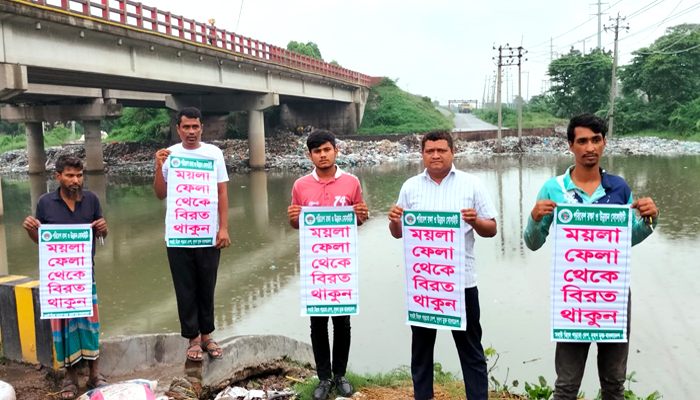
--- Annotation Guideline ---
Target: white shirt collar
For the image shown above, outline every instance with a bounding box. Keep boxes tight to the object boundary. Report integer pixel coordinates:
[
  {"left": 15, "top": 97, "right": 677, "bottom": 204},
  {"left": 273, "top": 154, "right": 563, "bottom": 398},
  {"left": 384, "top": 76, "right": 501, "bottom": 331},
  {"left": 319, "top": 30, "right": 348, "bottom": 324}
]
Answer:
[
  {"left": 312, "top": 166, "right": 344, "bottom": 182},
  {"left": 421, "top": 164, "right": 457, "bottom": 181}
]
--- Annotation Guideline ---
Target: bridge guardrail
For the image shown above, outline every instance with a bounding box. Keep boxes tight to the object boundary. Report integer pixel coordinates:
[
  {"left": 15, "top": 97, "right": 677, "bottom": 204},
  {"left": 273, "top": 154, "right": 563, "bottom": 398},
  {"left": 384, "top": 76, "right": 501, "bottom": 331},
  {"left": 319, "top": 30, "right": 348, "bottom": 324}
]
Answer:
[{"left": 21, "top": 0, "right": 371, "bottom": 86}]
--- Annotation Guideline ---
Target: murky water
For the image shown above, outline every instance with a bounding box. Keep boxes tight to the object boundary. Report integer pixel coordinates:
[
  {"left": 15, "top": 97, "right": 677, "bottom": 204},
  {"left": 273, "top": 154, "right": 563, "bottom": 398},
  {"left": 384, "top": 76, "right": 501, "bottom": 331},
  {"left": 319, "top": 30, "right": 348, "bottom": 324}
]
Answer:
[{"left": 2, "top": 154, "right": 699, "bottom": 398}]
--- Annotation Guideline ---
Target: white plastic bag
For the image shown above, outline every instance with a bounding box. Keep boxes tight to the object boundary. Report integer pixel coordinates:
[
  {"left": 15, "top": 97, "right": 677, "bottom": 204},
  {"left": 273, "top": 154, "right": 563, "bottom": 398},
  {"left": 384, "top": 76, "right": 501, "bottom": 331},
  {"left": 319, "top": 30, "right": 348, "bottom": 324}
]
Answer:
[
  {"left": 78, "top": 380, "right": 158, "bottom": 400},
  {"left": 0, "top": 381, "right": 16, "bottom": 400}
]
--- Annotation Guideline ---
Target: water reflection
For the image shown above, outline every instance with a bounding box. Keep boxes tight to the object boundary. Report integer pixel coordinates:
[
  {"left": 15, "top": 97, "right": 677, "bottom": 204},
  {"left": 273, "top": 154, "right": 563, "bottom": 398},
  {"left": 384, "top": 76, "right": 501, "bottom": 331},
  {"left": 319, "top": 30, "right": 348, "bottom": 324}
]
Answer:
[
  {"left": 29, "top": 174, "right": 47, "bottom": 214},
  {"left": 1, "top": 155, "right": 699, "bottom": 399}
]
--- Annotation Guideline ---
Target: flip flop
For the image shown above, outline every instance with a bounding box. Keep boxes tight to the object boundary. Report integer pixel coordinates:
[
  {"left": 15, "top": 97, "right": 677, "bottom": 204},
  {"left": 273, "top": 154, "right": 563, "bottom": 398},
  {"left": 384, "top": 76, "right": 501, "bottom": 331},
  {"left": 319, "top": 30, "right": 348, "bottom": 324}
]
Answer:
[
  {"left": 187, "top": 341, "right": 203, "bottom": 362},
  {"left": 202, "top": 338, "right": 223, "bottom": 359},
  {"left": 86, "top": 374, "right": 108, "bottom": 390},
  {"left": 59, "top": 379, "right": 78, "bottom": 400}
]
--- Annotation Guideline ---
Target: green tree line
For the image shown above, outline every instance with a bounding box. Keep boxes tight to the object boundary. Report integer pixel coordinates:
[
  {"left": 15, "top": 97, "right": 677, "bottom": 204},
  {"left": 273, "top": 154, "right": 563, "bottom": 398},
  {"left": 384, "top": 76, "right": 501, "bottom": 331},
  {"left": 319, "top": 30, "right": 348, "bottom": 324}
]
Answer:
[{"left": 530, "top": 23, "right": 700, "bottom": 138}]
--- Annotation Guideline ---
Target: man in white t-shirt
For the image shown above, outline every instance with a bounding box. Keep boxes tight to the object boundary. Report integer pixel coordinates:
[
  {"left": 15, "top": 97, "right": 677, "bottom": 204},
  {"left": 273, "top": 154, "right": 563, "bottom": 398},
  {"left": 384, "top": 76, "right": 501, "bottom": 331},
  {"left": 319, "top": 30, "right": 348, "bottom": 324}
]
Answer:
[{"left": 153, "top": 107, "right": 230, "bottom": 362}]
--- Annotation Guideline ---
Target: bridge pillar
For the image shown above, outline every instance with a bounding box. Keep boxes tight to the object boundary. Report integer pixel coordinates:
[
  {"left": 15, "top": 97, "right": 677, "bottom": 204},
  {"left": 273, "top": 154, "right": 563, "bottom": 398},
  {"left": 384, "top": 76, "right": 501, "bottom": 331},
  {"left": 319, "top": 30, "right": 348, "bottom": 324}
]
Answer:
[
  {"left": 83, "top": 120, "right": 104, "bottom": 172},
  {"left": 248, "top": 110, "right": 266, "bottom": 169},
  {"left": 29, "top": 174, "right": 47, "bottom": 215},
  {"left": 26, "top": 122, "right": 46, "bottom": 175}
]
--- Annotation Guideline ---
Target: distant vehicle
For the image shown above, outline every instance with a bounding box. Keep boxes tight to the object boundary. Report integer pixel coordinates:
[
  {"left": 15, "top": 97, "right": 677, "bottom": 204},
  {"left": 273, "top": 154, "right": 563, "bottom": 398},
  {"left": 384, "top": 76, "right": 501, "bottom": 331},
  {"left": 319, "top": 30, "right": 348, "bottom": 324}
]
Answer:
[{"left": 458, "top": 103, "right": 473, "bottom": 114}]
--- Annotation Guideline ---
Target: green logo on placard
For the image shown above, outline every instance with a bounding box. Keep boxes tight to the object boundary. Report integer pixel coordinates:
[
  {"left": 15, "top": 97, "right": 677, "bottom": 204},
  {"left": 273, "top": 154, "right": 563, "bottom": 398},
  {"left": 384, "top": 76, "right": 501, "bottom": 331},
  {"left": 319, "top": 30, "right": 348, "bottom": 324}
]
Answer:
[
  {"left": 41, "top": 231, "right": 52, "bottom": 241},
  {"left": 558, "top": 209, "right": 573, "bottom": 224},
  {"left": 170, "top": 157, "right": 181, "bottom": 168},
  {"left": 305, "top": 214, "right": 316, "bottom": 225},
  {"left": 405, "top": 213, "right": 416, "bottom": 225}
]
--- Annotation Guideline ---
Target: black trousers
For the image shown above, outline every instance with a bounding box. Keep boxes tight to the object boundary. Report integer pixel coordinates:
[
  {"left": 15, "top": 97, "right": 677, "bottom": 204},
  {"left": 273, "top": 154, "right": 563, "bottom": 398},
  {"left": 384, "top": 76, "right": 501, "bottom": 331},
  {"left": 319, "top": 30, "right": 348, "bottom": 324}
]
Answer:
[
  {"left": 310, "top": 315, "right": 351, "bottom": 380},
  {"left": 166, "top": 246, "right": 221, "bottom": 339},
  {"left": 411, "top": 287, "right": 488, "bottom": 400},
  {"left": 553, "top": 292, "right": 632, "bottom": 400}
]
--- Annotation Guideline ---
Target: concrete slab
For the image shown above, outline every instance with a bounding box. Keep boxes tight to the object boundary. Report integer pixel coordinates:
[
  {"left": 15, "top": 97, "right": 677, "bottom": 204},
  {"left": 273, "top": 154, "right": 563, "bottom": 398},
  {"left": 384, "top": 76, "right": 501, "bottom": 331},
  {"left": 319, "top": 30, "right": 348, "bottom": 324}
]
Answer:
[{"left": 97, "top": 333, "right": 314, "bottom": 389}]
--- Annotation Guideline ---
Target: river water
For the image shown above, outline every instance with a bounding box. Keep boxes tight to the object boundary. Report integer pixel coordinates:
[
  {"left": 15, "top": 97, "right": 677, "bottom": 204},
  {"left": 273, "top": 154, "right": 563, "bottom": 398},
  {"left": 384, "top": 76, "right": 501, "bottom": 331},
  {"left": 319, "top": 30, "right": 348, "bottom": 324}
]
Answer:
[{"left": 2, "top": 154, "right": 698, "bottom": 398}]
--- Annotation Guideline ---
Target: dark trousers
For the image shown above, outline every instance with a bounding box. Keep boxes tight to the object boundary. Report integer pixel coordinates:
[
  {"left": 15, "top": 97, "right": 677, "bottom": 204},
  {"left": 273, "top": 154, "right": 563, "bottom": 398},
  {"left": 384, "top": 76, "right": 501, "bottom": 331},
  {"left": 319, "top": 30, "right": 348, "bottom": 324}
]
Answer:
[
  {"left": 411, "top": 287, "right": 488, "bottom": 400},
  {"left": 554, "top": 293, "right": 632, "bottom": 400},
  {"left": 166, "top": 246, "right": 221, "bottom": 339},
  {"left": 310, "top": 315, "right": 351, "bottom": 380}
]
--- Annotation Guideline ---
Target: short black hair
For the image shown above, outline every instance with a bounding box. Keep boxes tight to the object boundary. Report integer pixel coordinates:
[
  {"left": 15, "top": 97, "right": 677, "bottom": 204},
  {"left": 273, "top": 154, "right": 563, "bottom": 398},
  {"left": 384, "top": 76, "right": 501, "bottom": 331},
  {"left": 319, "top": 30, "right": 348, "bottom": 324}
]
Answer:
[
  {"left": 176, "top": 107, "right": 203, "bottom": 126},
  {"left": 55, "top": 155, "right": 83, "bottom": 174},
  {"left": 567, "top": 114, "right": 607, "bottom": 143},
  {"left": 307, "top": 129, "right": 336, "bottom": 152},
  {"left": 421, "top": 130, "right": 454, "bottom": 151}
]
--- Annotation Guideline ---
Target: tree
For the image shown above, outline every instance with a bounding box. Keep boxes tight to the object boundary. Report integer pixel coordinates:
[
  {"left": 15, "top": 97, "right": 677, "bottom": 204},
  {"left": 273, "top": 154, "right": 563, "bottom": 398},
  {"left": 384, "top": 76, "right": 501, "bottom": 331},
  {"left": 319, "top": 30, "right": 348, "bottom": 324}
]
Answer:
[
  {"left": 329, "top": 60, "right": 341, "bottom": 67},
  {"left": 547, "top": 48, "right": 613, "bottom": 117},
  {"left": 620, "top": 24, "right": 700, "bottom": 115},
  {"left": 286, "top": 41, "right": 323, "bottom": 60}
]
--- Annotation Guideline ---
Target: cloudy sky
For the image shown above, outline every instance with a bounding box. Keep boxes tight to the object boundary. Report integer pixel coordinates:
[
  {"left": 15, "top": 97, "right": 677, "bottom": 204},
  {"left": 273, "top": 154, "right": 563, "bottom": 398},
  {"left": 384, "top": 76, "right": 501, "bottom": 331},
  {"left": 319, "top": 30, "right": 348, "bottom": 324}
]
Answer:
[{"left": 135, "top": 0, "right": 697, "bottom": 105}]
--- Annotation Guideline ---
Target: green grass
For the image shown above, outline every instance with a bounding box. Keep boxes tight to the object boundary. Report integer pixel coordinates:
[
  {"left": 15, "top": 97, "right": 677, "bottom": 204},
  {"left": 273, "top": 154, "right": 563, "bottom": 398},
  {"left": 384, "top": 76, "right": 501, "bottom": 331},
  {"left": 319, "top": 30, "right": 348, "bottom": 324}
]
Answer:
[
  {"left": 0, "top": 126, "right": 80, "bottom": 154},
  {"left": 358, "top": 78, "right": 454, "bottom": 134},
  {"left": 618, "top": 129, "right": 700, "bottom": 142},
  {"left": 292, "top": 364, "right": 462, "bottom": 400},
  {"left": 473, "top": 109, "right": 566, "bottom": 129}
]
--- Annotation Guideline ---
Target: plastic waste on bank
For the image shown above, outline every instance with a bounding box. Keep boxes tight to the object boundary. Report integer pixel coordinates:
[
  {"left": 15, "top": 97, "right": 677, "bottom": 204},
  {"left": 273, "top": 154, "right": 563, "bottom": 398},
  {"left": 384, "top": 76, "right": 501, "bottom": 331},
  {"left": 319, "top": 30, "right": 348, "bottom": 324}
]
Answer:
[
  {"left": 78, "top": 379, "right": 157, "bottom": 400},
  {"left": 0, "top": 381, "right": 16, "bottom": 400}
]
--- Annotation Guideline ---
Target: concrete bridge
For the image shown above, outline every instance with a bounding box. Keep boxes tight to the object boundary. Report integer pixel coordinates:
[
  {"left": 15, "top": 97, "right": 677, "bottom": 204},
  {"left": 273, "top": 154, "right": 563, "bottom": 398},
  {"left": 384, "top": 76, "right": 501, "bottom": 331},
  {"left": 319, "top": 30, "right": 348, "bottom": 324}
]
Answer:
[{"left": 0, "top": 0, "right": 371, "bottom": 172}]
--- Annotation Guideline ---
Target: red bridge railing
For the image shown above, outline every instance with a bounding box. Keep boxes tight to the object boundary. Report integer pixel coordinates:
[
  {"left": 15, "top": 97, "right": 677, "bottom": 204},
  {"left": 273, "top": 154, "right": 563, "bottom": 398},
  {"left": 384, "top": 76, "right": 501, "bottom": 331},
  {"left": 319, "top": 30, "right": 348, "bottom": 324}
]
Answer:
[{"left": 24, "top": 0, "right": 371, "bottom": 86}]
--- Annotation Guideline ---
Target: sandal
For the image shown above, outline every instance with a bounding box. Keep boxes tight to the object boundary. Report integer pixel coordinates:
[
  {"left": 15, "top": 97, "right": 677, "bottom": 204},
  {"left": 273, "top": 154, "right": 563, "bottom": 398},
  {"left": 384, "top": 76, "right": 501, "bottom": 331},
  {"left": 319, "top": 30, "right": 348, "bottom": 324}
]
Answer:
[
  {"left": 202, "top": 338, "right": 223, "bottom": 359},
  {"left": 58, "top": 379, "right": 78, "bottom": 400},
  {"left": 86, "top": 374, "right": 108, "bottom": 390},
  {"left": 187, "top": 341, "right": 203, "bottom": 362}
]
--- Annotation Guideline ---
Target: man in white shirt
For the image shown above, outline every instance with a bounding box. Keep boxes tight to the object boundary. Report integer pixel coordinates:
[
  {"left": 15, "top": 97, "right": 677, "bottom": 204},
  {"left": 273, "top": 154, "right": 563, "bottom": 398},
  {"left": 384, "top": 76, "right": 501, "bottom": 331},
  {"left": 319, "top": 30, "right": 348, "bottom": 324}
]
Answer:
[
  {"left": 388, "top": 130, "right": 498, "bottom": 400},
  {"left": 153, "top": 107, "right": 230, "bottom": 362}
]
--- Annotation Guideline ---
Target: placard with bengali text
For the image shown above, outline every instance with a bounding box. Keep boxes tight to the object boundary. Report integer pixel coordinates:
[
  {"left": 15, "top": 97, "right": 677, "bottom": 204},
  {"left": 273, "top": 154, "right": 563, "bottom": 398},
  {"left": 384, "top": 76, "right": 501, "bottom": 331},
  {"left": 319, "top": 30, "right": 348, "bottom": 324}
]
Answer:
[
  {"left": 402, "top": 210, "right": 466, "bottom": 330},
  {"left": 551, "top": 204, "right": 633, "bottom": 342},
  {"left": 39, "top": 224, "right": 93, "bottom": 319},
  {"left": 166, "top": 154, "right": 218, "bottom": 247},
  {"left": 299, "top": 207, "right": 359, "bottom": 316}
]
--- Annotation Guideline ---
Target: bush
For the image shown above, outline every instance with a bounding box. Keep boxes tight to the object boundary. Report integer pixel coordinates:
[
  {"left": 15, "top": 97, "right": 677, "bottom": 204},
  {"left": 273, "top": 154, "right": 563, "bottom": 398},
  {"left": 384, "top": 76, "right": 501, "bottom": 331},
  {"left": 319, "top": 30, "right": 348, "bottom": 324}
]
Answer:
[
  {"left": 107, "top": 108, "right": 170, "bottom": 142},
  {"left": 669, "top": 97, "right": 700, "bottom": 135}
]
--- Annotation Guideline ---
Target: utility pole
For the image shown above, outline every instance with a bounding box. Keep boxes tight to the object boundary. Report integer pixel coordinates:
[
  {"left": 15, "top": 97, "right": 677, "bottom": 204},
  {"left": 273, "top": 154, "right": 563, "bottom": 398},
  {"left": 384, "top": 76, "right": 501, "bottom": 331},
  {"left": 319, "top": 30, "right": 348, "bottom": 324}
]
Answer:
[
  {"left": 517, "top": 46, "right": 525, "bottom": 145},
  {"left": 592, "top": 0, "right": 608, "bottom": 49},
  {"left": 605, "top": 13, "right": 629, "bottom": 139},
  {"left": 579, "top": 37, "right": 591, "bottom": 55},
  {"left": 482, "top": 75, "right": 488, "bottom": 110},
  {"left": 497, "top": 47, "right": 503, "bottom": 153},
  {"left": 550, "top": 37, "right": 554, "bottom": 62},
  {"left": 493, "top": 44, "right": 527, "bottom": 151}
]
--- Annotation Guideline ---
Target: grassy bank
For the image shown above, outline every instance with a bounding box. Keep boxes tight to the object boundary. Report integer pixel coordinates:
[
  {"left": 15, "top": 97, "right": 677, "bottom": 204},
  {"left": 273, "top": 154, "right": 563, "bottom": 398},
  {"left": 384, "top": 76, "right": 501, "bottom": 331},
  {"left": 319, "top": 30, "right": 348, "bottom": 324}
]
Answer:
[
  {"left": 473, "top": 109, "right": 566, "bottom": 129},
  {"left": 0, "top": 126, "right": 80, "bottom": 154},
  {"left": 358, "top": 78, "right": 454, "bottom": 134},
  {"left": 291, "top": 348, "right": 661, "bottom": 400}
]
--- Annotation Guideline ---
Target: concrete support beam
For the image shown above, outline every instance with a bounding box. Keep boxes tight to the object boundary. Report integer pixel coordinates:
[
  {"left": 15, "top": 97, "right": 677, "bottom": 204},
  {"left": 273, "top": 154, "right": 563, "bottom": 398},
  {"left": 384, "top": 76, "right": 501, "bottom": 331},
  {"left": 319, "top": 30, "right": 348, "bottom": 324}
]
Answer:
[
  {"left": 83, "top": 121, "right": 104, "bottom": 172},
  {"left": 29, "top": 175, "right": 47, "bottom": 215},
  {"left": 0, "top": 64, "right": 28, "bottom": 101},
  {"left": 165, "top": 93, "right": 279, "bottom": 113},
  {"left": 26, "top": 123, "right": 46, "bottom": 175},
  {"left": 248, "top": 110, "right": 266, "bottom": 169},
  {"left": 0, "top": 103, "right": 122, "bottom": 123}
]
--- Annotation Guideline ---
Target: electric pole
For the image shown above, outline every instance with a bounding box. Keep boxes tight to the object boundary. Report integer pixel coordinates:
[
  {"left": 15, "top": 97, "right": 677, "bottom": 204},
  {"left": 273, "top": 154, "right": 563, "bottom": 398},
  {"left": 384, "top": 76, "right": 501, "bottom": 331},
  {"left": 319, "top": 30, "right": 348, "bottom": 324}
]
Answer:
[
  {"left": 496, "top": 46, "right": 503, "bottom": 153},
  {"left": 605, "top": 13, "right": 629, "bottom": 139},
  {"left": 482, "top": 75, "right": 488, "bottom": 110},
  {"left": 493, "top": 44, "right": 527, "bottom": 151},
  {"left": 592, "top": 0, "right": 608, "bottom": 49}
]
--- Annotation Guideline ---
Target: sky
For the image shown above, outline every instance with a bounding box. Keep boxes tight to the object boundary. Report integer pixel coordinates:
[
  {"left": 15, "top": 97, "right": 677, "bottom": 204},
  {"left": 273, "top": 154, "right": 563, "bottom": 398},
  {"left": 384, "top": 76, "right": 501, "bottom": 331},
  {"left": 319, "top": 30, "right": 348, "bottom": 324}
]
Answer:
[{"left": 134, "top": 0, "right": 698, "bottom": 105}]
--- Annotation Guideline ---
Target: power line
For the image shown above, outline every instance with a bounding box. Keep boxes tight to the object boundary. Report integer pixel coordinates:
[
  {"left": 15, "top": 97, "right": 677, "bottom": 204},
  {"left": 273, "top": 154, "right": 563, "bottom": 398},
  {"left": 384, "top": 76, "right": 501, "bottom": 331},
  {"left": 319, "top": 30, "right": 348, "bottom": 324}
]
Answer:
[
  {"left": 529, "top": 0, "right": 623, "bottom": 49},
  {"left": 637, "top": 42, "right": 700, "bottom": 53},
  {"left": 235, "top": 0, "right": 245, "bottom": 32},
  {"left": 631, "top": 0, "right": 684, "bottom": 45},
  {"left": 627, "top": 0, "right": 666, "bottom": 19}
]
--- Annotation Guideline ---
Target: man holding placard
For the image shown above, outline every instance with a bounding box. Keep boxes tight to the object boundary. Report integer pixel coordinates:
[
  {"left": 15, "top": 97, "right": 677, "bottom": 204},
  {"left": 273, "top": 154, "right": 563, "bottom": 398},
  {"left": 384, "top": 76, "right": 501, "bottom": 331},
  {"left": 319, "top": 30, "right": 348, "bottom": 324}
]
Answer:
[
  {"left": 287, "top": 130, "right": 368, "bottom": 400},
  {"left": 523, "top": 114, "right": 658, "bottom": 400},
  {"left": 388, "top": 130, "right": 498, "bottom": 400},
  {"left": 154, "top": 107, "right": 230, "bottom": 362},
  {"left": 23, "top": 155, "right": 108, "bottom": 399}
]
